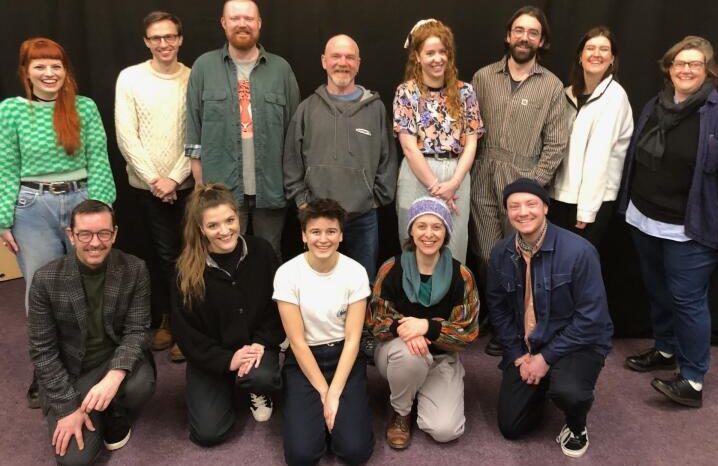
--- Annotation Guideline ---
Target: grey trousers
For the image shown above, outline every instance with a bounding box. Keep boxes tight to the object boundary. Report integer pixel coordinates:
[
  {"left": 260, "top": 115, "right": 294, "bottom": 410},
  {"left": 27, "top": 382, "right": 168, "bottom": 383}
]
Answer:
[
  {"left": 374, "top": 337, "right": 466, "bottom": 443},
  {"left": 43, "top": 356, "right": 156, "bottom": 466},
  {"left": 396, "top": 157, "right": 470, "bottom": 263}
]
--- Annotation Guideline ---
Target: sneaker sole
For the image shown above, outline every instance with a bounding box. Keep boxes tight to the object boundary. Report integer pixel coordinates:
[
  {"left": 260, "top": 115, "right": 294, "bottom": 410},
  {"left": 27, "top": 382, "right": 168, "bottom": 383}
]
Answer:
[
  {"left": 104, "top": 428, "right": 131, "bottom": 451},
  {"left": 561, "top": 441, "right": 589, "bottom": 458},
  {"left": 386, "top": 438, "right": 411, "bottom": 450},
  {"left": 651, "top": 381, "right": 702, "bottom": 408}
]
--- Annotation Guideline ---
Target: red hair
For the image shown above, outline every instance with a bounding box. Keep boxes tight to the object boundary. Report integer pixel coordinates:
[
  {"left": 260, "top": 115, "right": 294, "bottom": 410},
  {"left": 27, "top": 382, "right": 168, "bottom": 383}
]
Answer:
[{"left": 17, "top": 38, "right": 81, "bottom": 155}]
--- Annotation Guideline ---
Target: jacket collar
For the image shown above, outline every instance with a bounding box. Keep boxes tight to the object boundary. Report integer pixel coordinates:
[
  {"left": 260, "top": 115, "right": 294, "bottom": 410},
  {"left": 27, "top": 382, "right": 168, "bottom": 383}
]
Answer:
[
  {"left": 565, "top": 74, "right": 615, "bottom": 108},
  {"left": 314, "top": 84, "right": 379, "bottom": 115},
  {"left": 504, "top": 220, "right": 558, "bottom": 255},
  {"left": 496, "top": 55, "right": 546, "bottom": 77},
  {"left": 205, "top": 235, "right": 248, "bottom": 270},
  {"left": 221, "top": 43, "right": 268, "bottom": 64}
]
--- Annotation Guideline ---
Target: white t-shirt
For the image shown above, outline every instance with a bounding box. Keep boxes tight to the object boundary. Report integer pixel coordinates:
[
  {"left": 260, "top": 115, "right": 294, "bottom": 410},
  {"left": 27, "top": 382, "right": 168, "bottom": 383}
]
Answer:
[{"left": 273, "top": 253, "right": 370, "bottom": 346}]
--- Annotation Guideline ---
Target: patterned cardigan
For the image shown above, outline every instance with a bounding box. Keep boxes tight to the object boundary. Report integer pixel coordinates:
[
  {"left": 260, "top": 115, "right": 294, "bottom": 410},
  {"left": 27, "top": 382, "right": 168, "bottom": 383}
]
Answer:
[
  {"left": 366, "top": 255, "right": 479, "bottom": 353},
  {"left": 28, "top": 249, "right": 151, "bottom": 418}
]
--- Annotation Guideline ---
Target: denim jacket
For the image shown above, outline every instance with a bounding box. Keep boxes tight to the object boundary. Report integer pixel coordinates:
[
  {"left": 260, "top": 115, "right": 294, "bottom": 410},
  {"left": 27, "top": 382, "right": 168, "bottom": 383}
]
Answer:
[
  {"left": 185, "top": 44, "right": 300, "bottom": 208},
  {"left": 486, "top": 222, "right": 613, "bottom": 369},
  {"left": 618, "top": 89, "right": 718, "bottom": 250}
]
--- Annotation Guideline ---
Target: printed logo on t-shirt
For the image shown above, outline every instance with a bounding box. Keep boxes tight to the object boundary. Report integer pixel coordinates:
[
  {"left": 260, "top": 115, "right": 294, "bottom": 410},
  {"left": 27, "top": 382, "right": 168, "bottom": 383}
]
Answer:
[
  {"left": 355, "top": 128, "right": 372, "bottom": 136},
  {"left": 336, "top": 306, "right": 347, "bottom": 320},
  {"left": 238, "top": 79, "right": 253, "bottom": 137}
]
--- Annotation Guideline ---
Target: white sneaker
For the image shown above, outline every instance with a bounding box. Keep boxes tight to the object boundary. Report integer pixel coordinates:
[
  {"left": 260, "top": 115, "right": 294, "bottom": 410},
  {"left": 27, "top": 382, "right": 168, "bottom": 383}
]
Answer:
[
  {"left": 249, "top": 393, "right": 273, "bottom": 422},
  {"left": 556, "top": 424, "right": 589, "bottom": 458}
]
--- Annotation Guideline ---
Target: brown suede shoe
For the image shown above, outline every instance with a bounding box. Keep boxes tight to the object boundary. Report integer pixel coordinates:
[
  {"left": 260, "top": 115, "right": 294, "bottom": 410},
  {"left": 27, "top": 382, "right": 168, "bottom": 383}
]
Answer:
[
  {"left": 151, "top": 315, "right": 173, "bottom": 351},
  {"left": 386, "top": 410, "right": 411, "bottom": 449},
  {"left": 169, "top": 343, "right": 185, "bottom": 363}
]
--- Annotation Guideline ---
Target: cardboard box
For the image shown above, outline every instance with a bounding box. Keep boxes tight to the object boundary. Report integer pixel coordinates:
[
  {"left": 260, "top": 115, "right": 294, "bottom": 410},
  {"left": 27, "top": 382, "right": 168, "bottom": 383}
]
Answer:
[{"left": 0, "top": 246, "right": 22, "bottom": 281}]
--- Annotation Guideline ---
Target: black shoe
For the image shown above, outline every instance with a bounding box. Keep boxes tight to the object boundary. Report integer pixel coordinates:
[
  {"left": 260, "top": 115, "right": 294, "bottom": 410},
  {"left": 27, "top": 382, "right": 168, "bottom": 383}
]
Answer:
[
  {"left": 651, "top": 375, "right": 702, "bottom": 408},
  {"left": 484, "top": 336, "right": 503, "bottom": 357},
  {"left": 624, "top": 348, "right": 676, "bottom": 372},
  {"left": 103, "top": 405, "right": 132, "bottom": 451},
  {"left": 27, "top": 374, "right": 40, "bottom": 409},
  {"left": 556, "top": 425, "right": 589, "bottom": 458}
]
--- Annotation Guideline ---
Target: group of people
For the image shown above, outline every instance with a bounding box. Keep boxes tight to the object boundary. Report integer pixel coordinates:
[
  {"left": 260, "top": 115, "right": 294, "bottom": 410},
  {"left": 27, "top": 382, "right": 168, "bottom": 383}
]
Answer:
[{"left": 1, "top": 0, "right": 716, "bottom": 465}]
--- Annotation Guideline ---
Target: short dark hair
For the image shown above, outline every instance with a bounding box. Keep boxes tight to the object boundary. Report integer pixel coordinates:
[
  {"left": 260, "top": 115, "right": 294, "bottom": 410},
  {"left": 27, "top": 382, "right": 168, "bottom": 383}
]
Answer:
[
  {"left": 143, "top": 11, "right": 183, "bottom": 37},
  {"left": 298, "top": 199, "right": 346, "bottom": 232},
  {"left": 570, "top": 26, "right": 620, "bottom": 98},
  {"left": 70, "top": 200, "right": 116, "bottom": 229},
  {"left": 505, "top": 5, "right": 551, "bottom": 56}
]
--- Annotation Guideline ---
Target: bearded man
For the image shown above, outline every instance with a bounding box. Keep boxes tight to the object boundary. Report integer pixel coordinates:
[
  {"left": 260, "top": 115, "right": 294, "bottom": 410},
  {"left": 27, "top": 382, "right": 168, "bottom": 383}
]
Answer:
[
  {"left": 468, "top": 5, "right": 568, "bottom": 356},
  {"left": 185, "top": 0, "right": 300, "bottom": 261}
]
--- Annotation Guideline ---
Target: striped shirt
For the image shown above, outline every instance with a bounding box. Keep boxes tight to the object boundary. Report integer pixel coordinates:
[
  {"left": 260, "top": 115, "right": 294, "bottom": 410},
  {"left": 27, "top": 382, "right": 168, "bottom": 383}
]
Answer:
[{"left": 471, "top": 57, "right": 568, "bottom": 185}]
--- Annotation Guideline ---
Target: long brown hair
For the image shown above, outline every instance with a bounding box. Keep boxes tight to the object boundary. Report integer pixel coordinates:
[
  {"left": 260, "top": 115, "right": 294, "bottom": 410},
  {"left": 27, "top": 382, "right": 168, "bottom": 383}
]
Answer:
[
  {"left": 570, "top": 26, "right": 620, "bottom": 98},
  {"left": 177, "top": 184, "right": 240, "bottom": 308},
  {"left": 17, "top": 38, "right": 81, "bottom": 155},
  {"left": 404, "top": 20, "right": 461, "bottom": 120}
]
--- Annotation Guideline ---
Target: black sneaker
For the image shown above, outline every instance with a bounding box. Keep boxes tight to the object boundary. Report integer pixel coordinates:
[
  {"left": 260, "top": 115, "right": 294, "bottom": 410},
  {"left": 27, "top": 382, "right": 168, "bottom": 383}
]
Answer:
[
  {"left": 651, "top": 375, "right": 702, "bottom": 408},
  {"left": 484, "top": 335, "right": 503, "bottom": 357},
  {"left": 625, "top": 348, "right": 676, "bottom": 372},
  {"left": 27, "top": 373, "right": 40, "bottom": 409},
  {"left": 556, "top": 425, "right": 589, "bottom": 458},
  {"left": 103, "top": 405, "right": 131, "bottom": 451}
]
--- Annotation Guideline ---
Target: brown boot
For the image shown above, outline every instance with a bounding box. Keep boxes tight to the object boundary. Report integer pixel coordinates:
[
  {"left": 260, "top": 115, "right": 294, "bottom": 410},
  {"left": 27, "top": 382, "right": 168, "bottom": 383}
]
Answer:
[
  {"left": 169, "top": 343, "right": 185, "bottom": 363},
  {"left": 152, "top": 314, "right": 173, "bottom": 351},
  {"left": 386, "top": 410, "right": 411, "bottom": 449}
]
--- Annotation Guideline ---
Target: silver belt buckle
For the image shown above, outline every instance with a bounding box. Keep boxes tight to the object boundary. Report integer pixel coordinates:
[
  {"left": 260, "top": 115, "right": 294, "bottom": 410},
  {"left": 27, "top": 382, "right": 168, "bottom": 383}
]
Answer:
[{"left": 48, "top": 182, "right": 69, "bottom": 194}]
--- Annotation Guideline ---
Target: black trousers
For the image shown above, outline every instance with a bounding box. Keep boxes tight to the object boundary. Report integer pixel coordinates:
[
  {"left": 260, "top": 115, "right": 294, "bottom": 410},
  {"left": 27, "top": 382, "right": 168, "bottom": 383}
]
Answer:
[
  {"left": 43, "top": 355, "right": 156, "bottom": 466},
  {"left": 548, "top": 199, "right": 615, "bottom": 249},
  {"left": 185, "top": 349, "right": 281, "bottom": 447},
  {"left": 282, "top": 343, "right": 374, "bottom": 466},
  {"left": 497, "top": 348, "right": 605, "bottom": 439},
  {"left": 135, "top": 187, "right": 190, "bottom": 327}
]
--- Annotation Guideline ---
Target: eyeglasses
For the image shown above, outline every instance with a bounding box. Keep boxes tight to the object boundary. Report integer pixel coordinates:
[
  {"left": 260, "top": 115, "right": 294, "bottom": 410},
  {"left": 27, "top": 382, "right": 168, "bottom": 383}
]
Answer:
[
  {"left": 73, "top": 229, "right": 115, "bottom": 243},
  {"left": 671, "top": 60, "right": 705, "bottom": 71},
  {"left": 511, "top": 27, "right": 541, "bottom": 41},
  {"left": 145, "top": 34, "right": 180, "bottom": 46}
]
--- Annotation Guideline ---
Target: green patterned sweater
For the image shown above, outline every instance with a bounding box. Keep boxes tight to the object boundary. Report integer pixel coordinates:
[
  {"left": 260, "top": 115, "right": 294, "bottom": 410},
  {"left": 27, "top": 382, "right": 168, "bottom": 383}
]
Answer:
[{"left": 0, "top": 96, "right": 116, "bottom": 229}]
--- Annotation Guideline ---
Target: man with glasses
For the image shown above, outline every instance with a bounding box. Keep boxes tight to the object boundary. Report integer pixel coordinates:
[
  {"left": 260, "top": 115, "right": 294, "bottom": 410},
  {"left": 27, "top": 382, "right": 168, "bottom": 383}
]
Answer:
[
  {"left": 185, "top": 0, "right": 300, "bottom": 261},
  {"left": 28, "top": 200, "right": 155, "bottom": 465},
  {"left": 469, "top": 5, "right": 568, "bottom": 356},
  {"left": 115, "top": 10, "right": 192, "bottom": 361}
]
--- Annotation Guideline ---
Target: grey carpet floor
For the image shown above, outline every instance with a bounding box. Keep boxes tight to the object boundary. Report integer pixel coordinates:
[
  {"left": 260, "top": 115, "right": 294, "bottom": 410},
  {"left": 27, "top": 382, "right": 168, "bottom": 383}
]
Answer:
[{"left": 1, "top": 278, "right": 715, "bottom": 466}]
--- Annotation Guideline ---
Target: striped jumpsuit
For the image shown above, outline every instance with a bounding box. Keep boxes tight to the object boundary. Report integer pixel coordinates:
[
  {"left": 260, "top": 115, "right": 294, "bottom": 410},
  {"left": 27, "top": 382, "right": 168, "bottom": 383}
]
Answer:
[{"left": 469, "top": 58, "right": 568, "bottom": 270}]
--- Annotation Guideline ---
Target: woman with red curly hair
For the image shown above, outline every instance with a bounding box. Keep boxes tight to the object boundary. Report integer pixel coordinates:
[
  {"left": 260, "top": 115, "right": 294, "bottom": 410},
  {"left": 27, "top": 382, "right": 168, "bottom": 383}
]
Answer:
[
  {"left": 393, "top": 19, "right": 484, "bottom": 263},
  {"left": 0, "top": 38, "right": 116, "bottom": 408}
]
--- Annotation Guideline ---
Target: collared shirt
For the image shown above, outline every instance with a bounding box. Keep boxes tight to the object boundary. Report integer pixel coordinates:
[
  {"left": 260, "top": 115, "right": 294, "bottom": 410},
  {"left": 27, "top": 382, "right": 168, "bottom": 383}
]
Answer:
[
  {"left": 471, "top": 57, "right": 568, "bottom": 185},
  {"left": 185, "top": 43, "right": 300, "bottom": 208}
]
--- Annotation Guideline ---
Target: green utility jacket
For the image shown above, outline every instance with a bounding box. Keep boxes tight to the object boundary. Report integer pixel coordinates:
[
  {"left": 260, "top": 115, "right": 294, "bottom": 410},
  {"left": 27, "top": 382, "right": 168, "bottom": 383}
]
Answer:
[{"left": 186, "top": 44, "right": 300, "bottom": 208}]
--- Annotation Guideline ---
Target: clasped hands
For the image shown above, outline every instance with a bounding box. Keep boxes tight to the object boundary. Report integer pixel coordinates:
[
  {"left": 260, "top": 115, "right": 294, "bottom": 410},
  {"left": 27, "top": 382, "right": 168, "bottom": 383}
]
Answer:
[
  {"left": 149, "top": 177, "right": 178, "bottom": 204},
  {"left": 428, "top": 178, "right": 460, "bottom": 214},
  {"left": 53, "top": 369, "right": 126, "bottom": 457},
  {"left": 515, "top": 353, "right": 550, "bottom": 385},
  {"left": 229, "top": 343, "right": 265, "bottom": 378},
  {"left": 397, "top": 316, "right": 432, "bottom": 356}
]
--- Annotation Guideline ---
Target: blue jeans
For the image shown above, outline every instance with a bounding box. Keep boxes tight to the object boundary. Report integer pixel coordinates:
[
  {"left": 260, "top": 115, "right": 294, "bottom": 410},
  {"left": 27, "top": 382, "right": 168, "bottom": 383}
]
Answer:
[
  {"left": 339, "top": 208, "right": 379, "bottom": 284},
  {"left": 630, "top": 227, "right": 718, "bottom": 383},
  {"left": 12, "top": 185, "right": 88, "bottom": 312}
]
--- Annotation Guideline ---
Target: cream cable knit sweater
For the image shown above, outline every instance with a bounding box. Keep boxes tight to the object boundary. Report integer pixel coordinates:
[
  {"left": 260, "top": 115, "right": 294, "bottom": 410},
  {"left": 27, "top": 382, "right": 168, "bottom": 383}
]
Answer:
[{"left": 115, "top": 60, "right": 192, "bottom": 190}]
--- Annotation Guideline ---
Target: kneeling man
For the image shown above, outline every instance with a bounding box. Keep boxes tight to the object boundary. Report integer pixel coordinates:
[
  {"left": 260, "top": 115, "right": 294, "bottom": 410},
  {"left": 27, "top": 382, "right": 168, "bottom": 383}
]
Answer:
[
  {"left": 486, "top": 179, "right": 612, "bottom": 458},
  {"left": 28, "top": 200, "right": 155, "bottom": 465}
]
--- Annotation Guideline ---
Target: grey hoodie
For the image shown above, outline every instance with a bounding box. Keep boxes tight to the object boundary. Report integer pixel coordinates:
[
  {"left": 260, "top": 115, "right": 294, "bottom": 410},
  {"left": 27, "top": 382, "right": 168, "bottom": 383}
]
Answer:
[{"left": 283, "top": 84, "right": 397, "bottom": 216}]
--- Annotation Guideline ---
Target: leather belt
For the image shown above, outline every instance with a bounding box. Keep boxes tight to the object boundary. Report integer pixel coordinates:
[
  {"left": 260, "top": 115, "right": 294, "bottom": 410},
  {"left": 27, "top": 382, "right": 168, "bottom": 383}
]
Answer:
[{"left": 20, "top": 179, "right": 88, "bottom": 195}]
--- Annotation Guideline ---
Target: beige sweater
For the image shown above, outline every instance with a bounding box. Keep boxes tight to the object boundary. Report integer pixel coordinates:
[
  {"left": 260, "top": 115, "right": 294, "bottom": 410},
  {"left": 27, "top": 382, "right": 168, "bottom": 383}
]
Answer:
[{"left": 115, "top": 60, "right": 192, "bottom": 190}]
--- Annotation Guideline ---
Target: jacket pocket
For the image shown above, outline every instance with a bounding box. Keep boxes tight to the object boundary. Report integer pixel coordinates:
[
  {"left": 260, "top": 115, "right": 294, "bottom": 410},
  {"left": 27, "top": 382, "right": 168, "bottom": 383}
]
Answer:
[
  {"left": 202, "top": 90, "right": 228, "bottom": 122},
  {"left": 264, "top": 93, "right": 286, "bottom": 127},
  {"left": 305, "top": 165, "right": 373, "bottom": 214},
  {"left": 546, "top": 273, "right": 574, "bottom": 320}
]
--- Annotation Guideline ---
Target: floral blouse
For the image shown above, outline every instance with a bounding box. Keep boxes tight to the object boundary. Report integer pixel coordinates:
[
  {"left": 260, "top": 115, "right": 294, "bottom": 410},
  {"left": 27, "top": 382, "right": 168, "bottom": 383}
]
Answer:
[{"left": 393, "top": 79, "right": 483, "bottom": 156}]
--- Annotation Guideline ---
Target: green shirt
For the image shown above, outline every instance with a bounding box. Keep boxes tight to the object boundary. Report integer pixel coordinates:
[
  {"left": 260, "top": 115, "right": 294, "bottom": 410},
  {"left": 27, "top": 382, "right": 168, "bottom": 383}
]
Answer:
[
  {"left": 0, "top": 96, "right": 117, "bottom": 229},
  {"left": 185, "top": 44, "right": 300, "bottom": 208},
  {"left": 78, "top": 260, "right": 117, "bottom": 372}
]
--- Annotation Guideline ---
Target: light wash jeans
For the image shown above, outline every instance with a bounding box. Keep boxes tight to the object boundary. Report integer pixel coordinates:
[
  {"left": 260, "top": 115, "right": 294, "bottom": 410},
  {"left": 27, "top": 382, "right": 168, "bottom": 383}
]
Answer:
[{"left": 12, "top": 185, "right": 88, "bottom": 313}]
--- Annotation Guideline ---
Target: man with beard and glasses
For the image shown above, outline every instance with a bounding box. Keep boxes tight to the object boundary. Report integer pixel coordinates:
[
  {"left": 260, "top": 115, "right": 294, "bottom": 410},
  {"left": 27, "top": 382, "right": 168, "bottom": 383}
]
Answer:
[
  {"left": 185, "top": 0, "right": 300, "bottom": 261},
  {"left": 469, "top": 6, "right": 568, "bottom": 357},
  {"left": 28, "top": 200, "right": 155, "bottom": 465},
  {"left": 115, "top": 10, "right": 192, "bottom": 362},
  {"left": 283, "top": 34, "right": 397, "bottom": 285}
]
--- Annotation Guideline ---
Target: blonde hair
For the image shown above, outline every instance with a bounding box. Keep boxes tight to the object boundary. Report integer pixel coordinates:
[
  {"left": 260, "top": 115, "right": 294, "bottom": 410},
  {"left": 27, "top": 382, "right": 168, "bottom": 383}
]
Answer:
[
  {"left": 403, "top": 20, "right": 461, "bottom": 120},
  {"left": 177, "top": 184, "right": 239, "bottom": 308}
]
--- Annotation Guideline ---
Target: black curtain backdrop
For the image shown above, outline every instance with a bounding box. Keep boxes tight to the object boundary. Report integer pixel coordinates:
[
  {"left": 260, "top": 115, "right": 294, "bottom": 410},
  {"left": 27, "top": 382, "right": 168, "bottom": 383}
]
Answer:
[{"left": 2, "top": 0, "right": 717, "bottom": 338}]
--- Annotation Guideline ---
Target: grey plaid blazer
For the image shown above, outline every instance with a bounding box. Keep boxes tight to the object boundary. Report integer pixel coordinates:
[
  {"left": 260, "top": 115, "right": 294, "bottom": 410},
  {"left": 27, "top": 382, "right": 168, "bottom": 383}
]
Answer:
[{"left": 28, "top": 249, "right": 151, "bottom": 418}]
